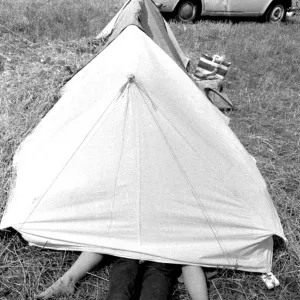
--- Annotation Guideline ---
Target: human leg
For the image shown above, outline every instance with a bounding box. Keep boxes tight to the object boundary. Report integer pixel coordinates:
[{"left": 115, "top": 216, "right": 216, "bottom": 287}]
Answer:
[
  {"left": 34, "top": 252, "right": 103, "bottom": 299},
  {"left": 181, "top": 265, "right": 208, "bottom": 300},
  {"left": 106, "top": 258, "right": 140, "bottom": 300},
  {"left": 139, "top": 262, "right": 179, "bottom": 300}
]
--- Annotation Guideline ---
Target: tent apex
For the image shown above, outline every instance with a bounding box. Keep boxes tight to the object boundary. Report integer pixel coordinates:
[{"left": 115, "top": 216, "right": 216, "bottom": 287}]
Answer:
[
  {"left": 127, "top": 74, "right": 136, "bottom": 83},
  {"left": 119, "top": 73, "right": 138, "bottom": 94}
]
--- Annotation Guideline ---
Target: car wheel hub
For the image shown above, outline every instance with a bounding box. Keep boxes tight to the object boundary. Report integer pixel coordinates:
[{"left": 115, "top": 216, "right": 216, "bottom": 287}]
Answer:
[
  {"left": 179, "top": 3, "right": 196, "bottom": 21},
  {"left": 271, "top": 6, "right": 284, "bottom": 21}
]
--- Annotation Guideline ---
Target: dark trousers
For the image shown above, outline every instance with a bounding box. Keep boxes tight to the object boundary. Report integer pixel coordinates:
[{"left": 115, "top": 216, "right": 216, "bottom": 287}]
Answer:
[{"left": 106, "top": 258, "right": 179, "bottom": 300}]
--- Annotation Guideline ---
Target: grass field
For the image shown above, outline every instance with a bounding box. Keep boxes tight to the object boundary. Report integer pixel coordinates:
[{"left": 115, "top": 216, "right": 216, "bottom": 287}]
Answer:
[{"left": 1, "top": 0, "right": 300, "bottom": 299}]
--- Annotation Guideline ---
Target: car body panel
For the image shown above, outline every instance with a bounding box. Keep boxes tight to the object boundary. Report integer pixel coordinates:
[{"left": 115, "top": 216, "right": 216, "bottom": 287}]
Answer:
[
  {"left": 157, "top": 0, "right": 300, "bottom": 17},
  {"left": 203, "top": 0, "right": 264, "bottom": 13}
]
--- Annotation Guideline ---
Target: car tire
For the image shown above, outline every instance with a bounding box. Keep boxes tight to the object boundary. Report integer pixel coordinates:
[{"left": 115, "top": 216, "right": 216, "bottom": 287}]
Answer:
[
  {"left": 175, "top": 0, "right": 201, "bottom": 22},
  {"left": 264, "top": 2, "right": 287, "bottom": 23}
]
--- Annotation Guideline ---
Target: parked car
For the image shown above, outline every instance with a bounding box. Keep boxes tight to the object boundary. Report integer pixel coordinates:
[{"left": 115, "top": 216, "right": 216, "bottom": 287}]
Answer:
[{"left": 156, "top": 0, "right": 300, "bottom": 23}]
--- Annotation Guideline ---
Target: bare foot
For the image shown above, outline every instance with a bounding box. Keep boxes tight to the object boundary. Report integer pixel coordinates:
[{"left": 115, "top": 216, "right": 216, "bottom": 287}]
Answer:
[{"left": 34, "top": 277, "right": 75, "bottom": 299}]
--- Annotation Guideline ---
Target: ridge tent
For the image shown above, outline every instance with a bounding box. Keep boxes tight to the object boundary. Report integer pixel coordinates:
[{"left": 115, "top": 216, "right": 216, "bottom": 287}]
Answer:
[{"left": 0, "top": 0, "right": 285, "bottom": 273}]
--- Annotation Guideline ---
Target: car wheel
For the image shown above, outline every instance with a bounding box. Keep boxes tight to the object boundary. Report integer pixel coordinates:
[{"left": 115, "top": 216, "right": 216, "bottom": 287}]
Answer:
[
  {"left": 175, "top": 0, "right": 200, "bottom": 22},
  {"left": 264, "top": 2, "right": 287, "bottom": 22}
]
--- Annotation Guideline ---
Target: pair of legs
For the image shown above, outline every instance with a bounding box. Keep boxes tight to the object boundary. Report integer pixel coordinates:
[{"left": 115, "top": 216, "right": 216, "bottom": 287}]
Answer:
[
  {"left": 34, "top": 252, "right": 208, "bottom": 300},
  {"left": 106, "top": 258, "right": 178, "bottom": 300}
]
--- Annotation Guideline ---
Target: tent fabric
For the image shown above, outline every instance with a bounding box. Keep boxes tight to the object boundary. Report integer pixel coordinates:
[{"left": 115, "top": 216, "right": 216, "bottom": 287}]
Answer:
[
  {"left": 94, "top": 0, "right": 190, "bottom": 70},
  {"left": 1, "top": 23, "right": 285, "bottom": 273}
]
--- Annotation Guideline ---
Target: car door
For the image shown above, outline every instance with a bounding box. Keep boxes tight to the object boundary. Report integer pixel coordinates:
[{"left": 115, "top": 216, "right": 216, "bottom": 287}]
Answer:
[
  {"left": 227, "top": 0, "right": 265, "bottom": 14},
  {"left": 203, "top": 0, "right": 266, "bottom": 15}
]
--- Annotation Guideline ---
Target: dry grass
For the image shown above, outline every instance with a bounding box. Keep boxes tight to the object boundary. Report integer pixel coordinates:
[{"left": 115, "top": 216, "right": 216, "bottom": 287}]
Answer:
[
  {"left": 1, "top": 1, "right": 300, "bottom": 299},
  {"left": 0, "top": 0, "right": 121, "bottom": 41}
]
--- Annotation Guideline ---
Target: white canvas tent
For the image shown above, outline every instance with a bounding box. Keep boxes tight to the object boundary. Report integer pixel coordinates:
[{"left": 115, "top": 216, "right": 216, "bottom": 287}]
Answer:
[{"left": 1, "top": 0, "right": 285, "bottom": 273}]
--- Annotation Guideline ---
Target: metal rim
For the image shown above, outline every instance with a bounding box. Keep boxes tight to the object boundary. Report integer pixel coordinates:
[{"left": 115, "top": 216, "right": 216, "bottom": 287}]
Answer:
[
  {"left": 178, "top": 2, "right": 197, "bottom": 22},
  {"left": 270, "top": 5, "right": 285, "bottom": 22}
]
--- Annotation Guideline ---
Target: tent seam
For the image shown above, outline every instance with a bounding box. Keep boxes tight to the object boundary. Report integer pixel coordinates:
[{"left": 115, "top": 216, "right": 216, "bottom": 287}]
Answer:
[{"left": 109, "top": 82, "right": 131, "bottom": 234}]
